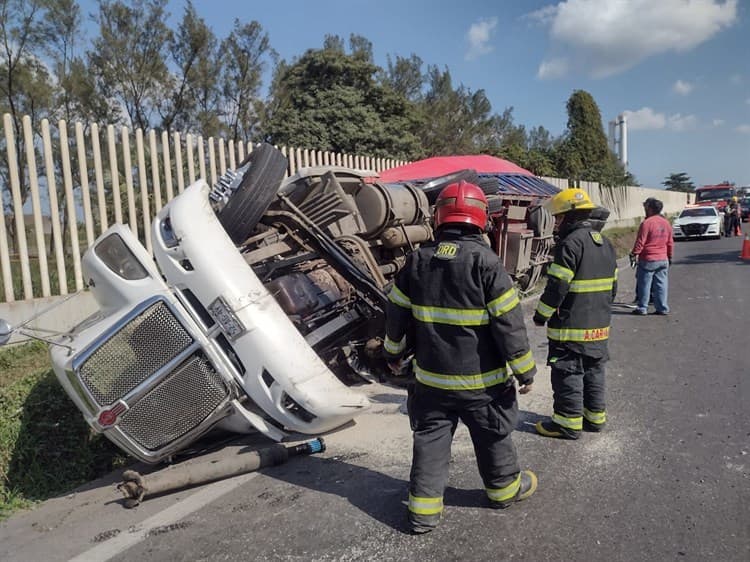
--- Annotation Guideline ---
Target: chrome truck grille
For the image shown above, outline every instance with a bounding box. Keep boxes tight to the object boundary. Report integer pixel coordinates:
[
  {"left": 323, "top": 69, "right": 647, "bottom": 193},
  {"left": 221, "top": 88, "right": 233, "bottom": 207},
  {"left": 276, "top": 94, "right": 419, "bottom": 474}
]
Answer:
[
  {"left": 73, "top": 298, "right": 233, "bottom": 458},
  {"left": 118, "top": 354, "right": 229, "bottom": 450},
  {"left": 78, "top": 301, "right": 193, "bottom": 405}
]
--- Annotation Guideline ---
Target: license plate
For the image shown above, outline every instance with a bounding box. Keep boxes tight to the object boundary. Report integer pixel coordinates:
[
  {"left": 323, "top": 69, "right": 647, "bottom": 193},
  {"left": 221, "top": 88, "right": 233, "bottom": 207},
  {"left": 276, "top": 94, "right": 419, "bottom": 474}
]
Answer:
[{"left": 207, "top": 297, "right": 246, "bottom": 340}]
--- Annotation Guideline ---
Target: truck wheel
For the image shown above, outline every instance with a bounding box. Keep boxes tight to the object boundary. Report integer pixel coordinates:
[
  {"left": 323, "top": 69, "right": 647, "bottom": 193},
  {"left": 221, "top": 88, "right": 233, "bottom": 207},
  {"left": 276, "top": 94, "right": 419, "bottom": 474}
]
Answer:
[
  {"left": 218, "top": 143, "right": 289, "bottom": 245},
  {"left": 419, "top": 170, "right": 480, "bottom": 204}
]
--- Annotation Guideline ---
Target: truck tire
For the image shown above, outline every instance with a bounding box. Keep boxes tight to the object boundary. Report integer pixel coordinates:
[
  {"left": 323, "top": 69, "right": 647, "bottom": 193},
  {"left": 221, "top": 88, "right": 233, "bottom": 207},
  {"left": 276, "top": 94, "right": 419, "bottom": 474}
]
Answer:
[
  {"left": 419, "top": 169, "right": 480, "bottom": 204},
  {"left": 218, "top": 143, "right": 289, "bottom": 245}
]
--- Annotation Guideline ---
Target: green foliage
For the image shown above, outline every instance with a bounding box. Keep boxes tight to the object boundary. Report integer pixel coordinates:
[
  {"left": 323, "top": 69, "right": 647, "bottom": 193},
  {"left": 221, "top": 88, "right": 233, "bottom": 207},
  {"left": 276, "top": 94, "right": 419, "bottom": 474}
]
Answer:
[
  {"left": 264, "top": 41, "right": 422, "bottom": 159},
  {"left": 89, "top": 0, "right": 172, "bottom": 129},
  {"left": 0, "top": 342, "right": 128, "bottom": 519},
  {"left": 382, "top": 54, "right": 424, "bottom": 101},
  {"left": 557, "top": 90, "right": 633, "bottom": 186},
  {"left": 221, "top": 19, "right": 275, "bottom": 142},
  {"left": 419, "top": 66, "right": 498, "bottom": 156},
  {"left": 662, "top": 172, "right": 695, "bottom": 192},
  {"left": 160, "top": 0, "right": 222, "bottom": 135}
]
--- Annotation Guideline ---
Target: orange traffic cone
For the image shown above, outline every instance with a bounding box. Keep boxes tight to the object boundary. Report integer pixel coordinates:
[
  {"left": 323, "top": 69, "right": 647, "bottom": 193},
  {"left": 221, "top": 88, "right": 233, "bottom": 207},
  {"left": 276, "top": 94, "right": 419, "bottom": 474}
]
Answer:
[{"left": 740, "top": 234, "right": 750, "bottom": 260}]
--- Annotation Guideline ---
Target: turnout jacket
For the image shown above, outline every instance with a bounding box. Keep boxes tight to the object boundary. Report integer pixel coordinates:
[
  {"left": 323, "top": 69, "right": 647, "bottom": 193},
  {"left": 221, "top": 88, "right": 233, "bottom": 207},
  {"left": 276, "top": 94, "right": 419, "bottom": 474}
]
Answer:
[
  {"left": 384, "top": 228, "right": 536, "bottom": 396},
  {"left": 534, "top": 221, "right": 618, "bottom": 359}
]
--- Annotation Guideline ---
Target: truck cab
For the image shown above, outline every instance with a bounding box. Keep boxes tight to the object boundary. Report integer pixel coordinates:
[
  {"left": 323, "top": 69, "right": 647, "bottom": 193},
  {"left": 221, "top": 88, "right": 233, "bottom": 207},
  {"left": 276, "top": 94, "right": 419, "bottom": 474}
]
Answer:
[{"left": 694, "top": 183, "right": 736, "bottom": 213}]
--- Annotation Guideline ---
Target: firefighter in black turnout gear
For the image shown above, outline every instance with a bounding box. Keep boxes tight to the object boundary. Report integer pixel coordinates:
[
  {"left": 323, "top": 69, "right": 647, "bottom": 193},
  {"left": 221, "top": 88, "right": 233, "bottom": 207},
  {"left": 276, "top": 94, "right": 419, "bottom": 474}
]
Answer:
[
  {"left": 384, "top": 181, "right": 538, "bottom": 534},
  {"left": 533, "top": 188, "right": 618, "bottom": 439}
]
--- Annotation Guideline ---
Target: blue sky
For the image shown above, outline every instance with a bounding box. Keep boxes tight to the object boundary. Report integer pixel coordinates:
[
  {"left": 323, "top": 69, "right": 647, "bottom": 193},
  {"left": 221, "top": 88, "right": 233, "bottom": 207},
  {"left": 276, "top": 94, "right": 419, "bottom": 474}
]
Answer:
[{"left": 78, "top": 0, "right": 749, "bottom": 189}]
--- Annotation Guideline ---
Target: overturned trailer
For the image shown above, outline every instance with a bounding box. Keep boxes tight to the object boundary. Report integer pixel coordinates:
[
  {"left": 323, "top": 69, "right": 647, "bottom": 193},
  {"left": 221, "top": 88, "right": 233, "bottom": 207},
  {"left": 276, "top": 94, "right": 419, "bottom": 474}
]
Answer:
[{"left": 21, "top": 145, "right": 558, "bottom": 464}]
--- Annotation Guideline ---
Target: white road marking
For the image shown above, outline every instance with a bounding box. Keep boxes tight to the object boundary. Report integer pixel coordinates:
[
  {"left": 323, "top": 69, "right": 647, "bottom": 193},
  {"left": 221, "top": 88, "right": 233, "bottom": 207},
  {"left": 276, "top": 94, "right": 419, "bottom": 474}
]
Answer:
[{"left": 70, "top": 472, "right": 259, "bottom": 562}]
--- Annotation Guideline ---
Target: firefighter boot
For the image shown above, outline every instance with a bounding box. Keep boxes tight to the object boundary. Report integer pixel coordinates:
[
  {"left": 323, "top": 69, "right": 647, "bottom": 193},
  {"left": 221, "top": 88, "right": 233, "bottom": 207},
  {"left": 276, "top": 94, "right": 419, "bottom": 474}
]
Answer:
[
  {"left": 407, "top": 511, "right": 442, "bottom": 535},
  {"left": 489, "top": 470, "right": 538, "bottom": 509},
  {"left": 535, "top": 419, "right": 580, "bottom": 440},
  {"left": 583, "top": 419, "right": 605, "bottom": 432}
]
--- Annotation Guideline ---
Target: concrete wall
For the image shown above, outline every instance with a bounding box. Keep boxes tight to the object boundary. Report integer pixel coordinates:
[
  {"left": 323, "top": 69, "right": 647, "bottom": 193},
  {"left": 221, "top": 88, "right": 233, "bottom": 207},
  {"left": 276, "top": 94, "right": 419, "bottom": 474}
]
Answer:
[
  {"left": 542, "top": 177, "right": 695, "bottom": 229},
  {"left": 0, "top": 292, "right": 99, "bottom": 345}
]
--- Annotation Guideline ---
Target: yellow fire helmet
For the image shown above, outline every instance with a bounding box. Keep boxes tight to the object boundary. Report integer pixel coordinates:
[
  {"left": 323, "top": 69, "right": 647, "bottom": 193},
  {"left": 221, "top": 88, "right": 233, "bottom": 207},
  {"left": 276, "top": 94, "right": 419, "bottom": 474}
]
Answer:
[{"left": 545, "top": 188, "right": 596, "bottom": 216}]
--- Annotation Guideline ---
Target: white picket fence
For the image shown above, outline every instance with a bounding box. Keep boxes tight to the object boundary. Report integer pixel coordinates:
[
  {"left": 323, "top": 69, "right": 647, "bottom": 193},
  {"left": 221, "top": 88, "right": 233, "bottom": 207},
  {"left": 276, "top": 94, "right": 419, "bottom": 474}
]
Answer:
[{"left": 0, "top": 114, "right": 406, "bottom": 303}]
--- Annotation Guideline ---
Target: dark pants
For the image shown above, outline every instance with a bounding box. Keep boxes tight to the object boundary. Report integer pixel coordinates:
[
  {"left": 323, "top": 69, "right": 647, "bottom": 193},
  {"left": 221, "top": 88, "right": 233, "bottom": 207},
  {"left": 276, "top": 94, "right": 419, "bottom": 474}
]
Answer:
[
  {"left": 406, "top": 382, "right": 520, "bottom": 529},
  {"left": 548, "top": 348, "right": 607, "bottom": 436}
]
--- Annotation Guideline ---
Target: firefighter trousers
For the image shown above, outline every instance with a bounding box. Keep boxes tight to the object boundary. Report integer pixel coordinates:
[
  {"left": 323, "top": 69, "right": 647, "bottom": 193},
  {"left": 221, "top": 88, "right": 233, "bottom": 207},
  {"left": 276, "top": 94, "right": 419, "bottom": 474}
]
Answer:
[
  {"left": 406, "top": 382, "right": 520, "bottom": 529},
  {"left": 548, "top": 349, "right": 607, "bottom": 435}
]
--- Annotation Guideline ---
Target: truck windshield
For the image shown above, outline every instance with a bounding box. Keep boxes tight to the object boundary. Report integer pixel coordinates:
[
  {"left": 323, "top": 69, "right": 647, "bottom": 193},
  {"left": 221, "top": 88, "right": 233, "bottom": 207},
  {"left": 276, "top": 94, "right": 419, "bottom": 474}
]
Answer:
[{"left": 696, "top": 189, "right": 733, "bottom": 201}]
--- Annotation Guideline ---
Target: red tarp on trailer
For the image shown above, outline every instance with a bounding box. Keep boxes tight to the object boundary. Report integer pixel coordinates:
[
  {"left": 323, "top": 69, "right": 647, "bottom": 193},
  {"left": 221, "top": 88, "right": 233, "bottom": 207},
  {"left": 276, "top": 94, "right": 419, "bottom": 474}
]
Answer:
[
  {"left": 378, "top": 155, "right": 532, "bottom": 182},
  {"left": 378, "top": 155, "right": 559, "bottom": 198}
]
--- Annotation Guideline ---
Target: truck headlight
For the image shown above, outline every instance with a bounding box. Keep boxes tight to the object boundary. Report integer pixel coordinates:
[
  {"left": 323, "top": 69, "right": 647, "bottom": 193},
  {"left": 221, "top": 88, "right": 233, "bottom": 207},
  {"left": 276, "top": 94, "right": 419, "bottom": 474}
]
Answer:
[
  {"left": 94, "top": 233, "right": 149, "bottom": 280},
  {"left": 159, "top": 216, "right": 179, "bottom": 248}
]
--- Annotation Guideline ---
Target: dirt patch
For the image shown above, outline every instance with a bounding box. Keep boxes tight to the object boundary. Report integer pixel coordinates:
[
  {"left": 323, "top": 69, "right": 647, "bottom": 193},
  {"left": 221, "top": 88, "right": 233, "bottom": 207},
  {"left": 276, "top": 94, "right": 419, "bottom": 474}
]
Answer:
[
  {"left": 145, "top": 520, "right": 193, "bottom": 537},
  {"left": 91, "top": 528, "right": 122, "bottom": 543}
]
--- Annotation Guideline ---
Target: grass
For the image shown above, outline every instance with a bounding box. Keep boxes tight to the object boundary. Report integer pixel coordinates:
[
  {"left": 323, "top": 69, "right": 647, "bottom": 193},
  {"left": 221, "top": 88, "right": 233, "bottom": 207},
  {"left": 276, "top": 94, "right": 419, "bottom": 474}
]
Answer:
[
  {"left": 1, "top": 255, "right": 80, "bottom": 303},
  {"left": 0, "top": 342, "right": 129, "bottom": 520},
  {"left": 603, "top": 226, "right": 638, "bottom": 259}
]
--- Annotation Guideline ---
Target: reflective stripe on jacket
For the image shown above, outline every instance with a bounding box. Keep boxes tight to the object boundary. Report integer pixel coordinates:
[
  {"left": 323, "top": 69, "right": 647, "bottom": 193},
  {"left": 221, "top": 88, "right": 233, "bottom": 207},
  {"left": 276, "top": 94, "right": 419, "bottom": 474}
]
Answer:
[
  {"left": 534, "top": 223, "right": 617, "bottom": 358},
  {"left": 384, "top": 228, "right": 536, "bottom": 396}
]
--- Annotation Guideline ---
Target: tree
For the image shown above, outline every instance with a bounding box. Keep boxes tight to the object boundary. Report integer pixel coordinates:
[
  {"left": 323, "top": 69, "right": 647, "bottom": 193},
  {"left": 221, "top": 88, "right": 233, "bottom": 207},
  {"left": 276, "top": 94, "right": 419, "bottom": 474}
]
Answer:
[
  {"left": 263, "top": 39, "right": 422, "bottom": 159},
  {"left": 418, "top": 66, "right": 497, "bottom": 155},
  {"left": 662, "top": 172, "right": 695, "bottom": 192},
  {"left": 38, "top": 0, "right": 114, "bottom": 126},
  {"left": 0, "top": 0, "right": 60, "bottom": 219},
  {"left": 556, "top": 90, "right": 632, "bottom": 186},
  {"left": 383, "top": 54, "right": 424, "bottom": 102},
  {"left": 89, "top": 0, "right": 172, "bottom": 129},
  {"left": 221, "top": 19, "right": 275, "bottom": 142},
  {"left": 160, "top": 1, "right": 222, "bottom": 135}
]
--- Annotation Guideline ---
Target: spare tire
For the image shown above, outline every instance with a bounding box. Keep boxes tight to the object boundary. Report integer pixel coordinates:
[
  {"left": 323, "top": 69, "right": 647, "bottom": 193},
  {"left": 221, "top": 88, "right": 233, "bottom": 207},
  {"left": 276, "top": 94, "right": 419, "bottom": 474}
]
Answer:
[{"left": 218, "top": 143, "right": 288, "bottom": 245}]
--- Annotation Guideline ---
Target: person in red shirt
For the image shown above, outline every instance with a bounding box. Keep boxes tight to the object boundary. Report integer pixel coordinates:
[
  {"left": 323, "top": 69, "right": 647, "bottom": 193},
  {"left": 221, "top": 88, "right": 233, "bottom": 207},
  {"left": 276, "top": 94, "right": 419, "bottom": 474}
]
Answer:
[{"left": 630, "top": 198, "right": 673, "bottom": 315}]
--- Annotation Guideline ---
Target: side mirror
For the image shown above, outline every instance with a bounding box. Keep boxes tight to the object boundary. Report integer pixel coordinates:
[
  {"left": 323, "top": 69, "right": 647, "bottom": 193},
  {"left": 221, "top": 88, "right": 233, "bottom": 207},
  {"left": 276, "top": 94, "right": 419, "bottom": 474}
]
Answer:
[{"left": 0, "top": 319, "right": 13, "bottom": 346}]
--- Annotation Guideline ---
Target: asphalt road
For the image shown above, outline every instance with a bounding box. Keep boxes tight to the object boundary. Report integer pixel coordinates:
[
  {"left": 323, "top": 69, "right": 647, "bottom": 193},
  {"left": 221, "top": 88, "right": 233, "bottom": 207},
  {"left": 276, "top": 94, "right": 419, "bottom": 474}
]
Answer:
[{"left": 2, "top": 234, "right": 748, "bottom": 562}]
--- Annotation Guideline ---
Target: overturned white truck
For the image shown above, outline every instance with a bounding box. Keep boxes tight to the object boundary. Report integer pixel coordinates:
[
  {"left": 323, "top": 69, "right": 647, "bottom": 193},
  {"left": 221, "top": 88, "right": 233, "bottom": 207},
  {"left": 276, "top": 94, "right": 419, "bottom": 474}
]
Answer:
[{"left": 41, "top": 145, "right": 560, "bottom": 463}]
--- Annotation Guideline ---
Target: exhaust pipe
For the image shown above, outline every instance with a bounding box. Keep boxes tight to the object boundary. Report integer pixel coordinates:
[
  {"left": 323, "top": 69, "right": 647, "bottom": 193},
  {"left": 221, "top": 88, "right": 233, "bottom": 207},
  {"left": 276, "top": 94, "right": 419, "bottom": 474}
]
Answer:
[{"left": 118, "top": 437, "right": 326, "bottom": 508}]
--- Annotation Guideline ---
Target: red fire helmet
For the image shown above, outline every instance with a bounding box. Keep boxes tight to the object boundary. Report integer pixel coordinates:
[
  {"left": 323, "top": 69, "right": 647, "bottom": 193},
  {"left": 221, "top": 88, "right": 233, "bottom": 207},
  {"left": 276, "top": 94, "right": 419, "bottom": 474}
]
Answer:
[{"left": 434, "top": 181, "right": 489, "bottom": 230}]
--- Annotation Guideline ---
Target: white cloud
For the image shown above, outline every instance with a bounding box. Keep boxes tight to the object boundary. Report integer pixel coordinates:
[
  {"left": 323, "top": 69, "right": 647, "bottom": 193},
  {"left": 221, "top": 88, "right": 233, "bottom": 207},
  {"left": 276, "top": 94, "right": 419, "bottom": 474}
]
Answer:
[
  {"left": 530, "top": 0, "right": 738, "bottom": 79},
  {"left": 713, "top": 119, "right": 725, "bottom": 127},
  {"left": 537, "top": 58, "right": 569, "bottom": 79},
  {"left": 465, "top": 17, "right": 498, "bottom": 60},
  {"left": 525, "top": 5, "right": 558, "bottom": 25},
  {"left": 623, "top": 107, "right": 666, "bottom": 130},
  {"left": 624, "top": 107, "right": 698, "bottom": 131},
  {"left": 737, "top": 124, "right": 750, "bottom": 134},
  {"left": 672, "top": 80, "right": 694, "bottom": 95},
  {"left": 667, "top": 113, "right": 698, "bottom": 131},
  {"left": 730, "top": 74, "right": 742, "bottom": 84}
]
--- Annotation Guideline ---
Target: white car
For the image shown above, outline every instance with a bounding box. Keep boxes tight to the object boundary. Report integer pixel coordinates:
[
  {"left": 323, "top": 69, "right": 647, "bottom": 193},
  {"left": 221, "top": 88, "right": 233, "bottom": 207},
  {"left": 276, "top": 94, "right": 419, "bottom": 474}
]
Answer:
[{"left": 672, "top": 205, "right": 723, "bottom": 240}]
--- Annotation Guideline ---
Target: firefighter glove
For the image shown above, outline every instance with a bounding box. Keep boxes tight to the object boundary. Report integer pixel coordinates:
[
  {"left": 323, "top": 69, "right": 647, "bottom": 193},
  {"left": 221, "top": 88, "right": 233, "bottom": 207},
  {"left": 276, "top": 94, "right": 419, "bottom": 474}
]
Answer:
[
  {"left": 515, "top": 371, "right": 535, "bottom": 387},
  {"left": 532, "top": 312, "right": 546, "bottom": 326}
]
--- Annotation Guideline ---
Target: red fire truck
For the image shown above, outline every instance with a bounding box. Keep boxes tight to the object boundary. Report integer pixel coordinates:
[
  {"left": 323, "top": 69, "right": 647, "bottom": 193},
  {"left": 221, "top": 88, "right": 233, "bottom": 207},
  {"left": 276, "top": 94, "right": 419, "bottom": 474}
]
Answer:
[{"left": 694, "top": 182, "right": 736, "bottom": 213}]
